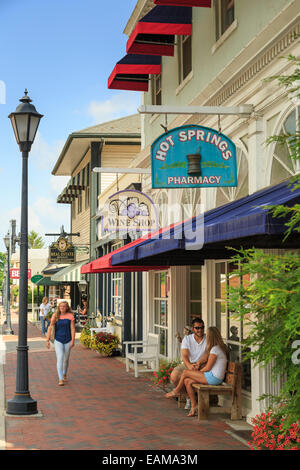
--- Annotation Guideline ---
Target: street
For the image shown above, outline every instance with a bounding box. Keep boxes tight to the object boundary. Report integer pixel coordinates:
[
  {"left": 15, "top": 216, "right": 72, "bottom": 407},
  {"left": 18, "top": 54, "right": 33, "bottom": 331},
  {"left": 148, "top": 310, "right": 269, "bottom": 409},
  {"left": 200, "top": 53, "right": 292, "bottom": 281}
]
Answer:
[{"left": 0, "top": 309, "right": 249, "bottom": 451}]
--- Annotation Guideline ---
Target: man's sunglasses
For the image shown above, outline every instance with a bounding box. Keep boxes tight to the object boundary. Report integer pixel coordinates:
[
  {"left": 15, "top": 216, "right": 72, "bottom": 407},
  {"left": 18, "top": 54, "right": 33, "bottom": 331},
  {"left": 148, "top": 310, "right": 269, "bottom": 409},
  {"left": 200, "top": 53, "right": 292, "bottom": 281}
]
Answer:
[{"left": 193, "top": 326, "right": 205, "bottom": 330}]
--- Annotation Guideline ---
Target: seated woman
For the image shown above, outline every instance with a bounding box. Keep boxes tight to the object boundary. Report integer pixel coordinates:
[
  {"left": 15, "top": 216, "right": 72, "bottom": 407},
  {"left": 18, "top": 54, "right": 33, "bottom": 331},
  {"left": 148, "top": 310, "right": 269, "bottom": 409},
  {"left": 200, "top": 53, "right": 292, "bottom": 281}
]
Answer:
[
  {"left": 165, "top": 326, "right": 229, "bottom": 417},
  {"left": 80, "top": 298, "right": 88, "bottom": 325}
]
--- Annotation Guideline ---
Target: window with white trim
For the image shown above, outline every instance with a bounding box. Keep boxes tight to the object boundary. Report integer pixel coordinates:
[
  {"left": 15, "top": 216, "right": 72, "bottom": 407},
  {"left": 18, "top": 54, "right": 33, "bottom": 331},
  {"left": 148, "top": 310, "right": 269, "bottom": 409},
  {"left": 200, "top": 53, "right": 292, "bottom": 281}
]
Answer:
[
  {"left": 153, "top": 271, "right": 170, "bottom": 357},
  {"left": 189, "top": 266, "right": 202, "bottom": 324},
  {"left": 111, "top": 242, "right": 123, "bottom": 318},
  {"left": 180, "top": 188, "right": 201, "bottom": 219},
  {"left": 151, "top": 73, "right": 162, "bottom": 105},
  {"left": 214, "top": 260, "right": 251, "bottom": 392},
  {"left": 216, "top": 145, "right": 248, "bottom": 207},
  {"left": 215, "top": 0, "right": 235, "bottom": 41},
  {"left": 178, "top": 34, "right": 192, "bottom": 84},
  {"left": 270, "top": 106, "right": 300, "bottom": 185}
]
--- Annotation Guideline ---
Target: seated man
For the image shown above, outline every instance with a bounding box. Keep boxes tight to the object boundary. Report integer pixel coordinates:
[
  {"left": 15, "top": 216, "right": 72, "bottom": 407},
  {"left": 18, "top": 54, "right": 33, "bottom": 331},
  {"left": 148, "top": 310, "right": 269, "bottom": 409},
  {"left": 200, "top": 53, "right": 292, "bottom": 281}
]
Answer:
[{"left": 170, "top": 318, "right": 208, "bottom": 406}]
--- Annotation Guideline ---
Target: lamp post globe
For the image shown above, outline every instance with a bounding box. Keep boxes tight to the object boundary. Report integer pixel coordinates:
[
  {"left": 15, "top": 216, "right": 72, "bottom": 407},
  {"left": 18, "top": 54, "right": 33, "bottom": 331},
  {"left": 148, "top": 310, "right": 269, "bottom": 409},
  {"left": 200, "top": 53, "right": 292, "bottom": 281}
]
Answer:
[
  {"left": 3, "top": 232, "right": 10, "bottom": 250},
  {"left": 6, "top": 91, "right": 43, "bottom": 416}
]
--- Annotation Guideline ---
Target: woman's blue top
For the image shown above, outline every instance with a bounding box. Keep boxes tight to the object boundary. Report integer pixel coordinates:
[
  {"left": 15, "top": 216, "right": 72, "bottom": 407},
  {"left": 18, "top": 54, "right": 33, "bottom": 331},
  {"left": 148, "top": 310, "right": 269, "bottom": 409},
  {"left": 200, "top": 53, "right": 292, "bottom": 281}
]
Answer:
[{"left": 55, "top": 315, "right": 73, "bottom": 344}]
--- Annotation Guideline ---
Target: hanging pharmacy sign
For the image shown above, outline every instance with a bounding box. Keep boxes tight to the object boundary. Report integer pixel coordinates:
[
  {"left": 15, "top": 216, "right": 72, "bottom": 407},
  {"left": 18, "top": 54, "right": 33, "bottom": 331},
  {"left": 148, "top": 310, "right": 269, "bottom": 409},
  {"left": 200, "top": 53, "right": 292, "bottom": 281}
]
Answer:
[{"left": 151, "top": 125, "right": 237, "bottom": 188}]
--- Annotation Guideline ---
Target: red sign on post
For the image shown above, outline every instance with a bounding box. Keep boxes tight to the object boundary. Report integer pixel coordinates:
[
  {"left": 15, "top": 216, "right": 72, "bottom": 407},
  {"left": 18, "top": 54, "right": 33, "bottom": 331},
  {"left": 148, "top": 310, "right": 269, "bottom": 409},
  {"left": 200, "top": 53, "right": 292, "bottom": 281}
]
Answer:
[{"left": 10, "top": 268, "right": 32, "bottom": 279}]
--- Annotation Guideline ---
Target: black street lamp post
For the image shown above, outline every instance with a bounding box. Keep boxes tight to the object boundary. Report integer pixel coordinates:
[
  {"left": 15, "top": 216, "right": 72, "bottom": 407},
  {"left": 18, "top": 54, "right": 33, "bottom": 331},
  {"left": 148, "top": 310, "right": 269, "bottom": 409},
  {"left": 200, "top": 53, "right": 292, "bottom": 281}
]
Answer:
[
  {"left": 6, "top": 90, "right": 43, "bottom": 415},
  {"left": 3, "top": 232, "right": 13, "bottom": 335}
]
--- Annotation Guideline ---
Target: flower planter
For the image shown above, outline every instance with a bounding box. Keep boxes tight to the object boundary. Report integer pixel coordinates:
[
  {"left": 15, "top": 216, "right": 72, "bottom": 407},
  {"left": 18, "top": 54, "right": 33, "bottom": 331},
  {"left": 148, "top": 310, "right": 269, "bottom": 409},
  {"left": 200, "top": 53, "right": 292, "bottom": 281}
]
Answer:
[{"left": 107, "top": 324, "right": 115, "bottom": 334}]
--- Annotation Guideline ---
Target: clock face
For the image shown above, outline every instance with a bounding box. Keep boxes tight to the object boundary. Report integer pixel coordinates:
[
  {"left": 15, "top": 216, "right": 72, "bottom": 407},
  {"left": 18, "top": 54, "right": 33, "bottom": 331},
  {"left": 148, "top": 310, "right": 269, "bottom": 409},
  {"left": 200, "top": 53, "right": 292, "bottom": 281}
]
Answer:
[{"left": 58, "top": 238, "right": 67, "bottom": 252}]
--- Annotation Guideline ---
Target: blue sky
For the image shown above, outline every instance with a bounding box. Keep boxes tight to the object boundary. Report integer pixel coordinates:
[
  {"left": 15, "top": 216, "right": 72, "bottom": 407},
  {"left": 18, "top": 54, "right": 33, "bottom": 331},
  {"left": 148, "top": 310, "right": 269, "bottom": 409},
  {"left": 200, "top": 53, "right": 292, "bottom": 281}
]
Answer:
[{"left": 0, "top": 0, "right": 140, "bottom": 251}]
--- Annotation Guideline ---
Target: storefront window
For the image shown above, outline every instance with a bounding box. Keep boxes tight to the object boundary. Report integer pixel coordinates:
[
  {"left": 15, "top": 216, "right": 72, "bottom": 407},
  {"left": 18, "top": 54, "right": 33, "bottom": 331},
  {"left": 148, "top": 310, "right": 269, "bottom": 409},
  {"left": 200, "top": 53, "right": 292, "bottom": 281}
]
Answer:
[
  {"left": 153, "top": 271, "right": 169, "bottom": 357},
  {"left": 111, "top": 242, "right": 123, "bottom": 318},
  {"left": 215, "top": 260, "right": 251, "bottom": 392},
  {"left": 189, "top": 266, "right": 202, "bottom": 324}
]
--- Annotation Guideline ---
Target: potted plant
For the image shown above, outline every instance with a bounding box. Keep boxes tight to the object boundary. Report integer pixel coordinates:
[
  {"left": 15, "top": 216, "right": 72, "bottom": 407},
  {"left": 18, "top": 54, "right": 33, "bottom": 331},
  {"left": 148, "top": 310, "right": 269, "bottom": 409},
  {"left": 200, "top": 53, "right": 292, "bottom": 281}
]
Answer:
[
  {"left": 80, "top": 325, "right": 91, "bottom": 348},
  {"left": 91, "top": 331, "right": 119, "bottom": 357},
  {"left": 152, "top": 359, "right": 181, "bottom": 391},
  {"left": 249, "top": 407, "right": 300, "bottom": 450}
]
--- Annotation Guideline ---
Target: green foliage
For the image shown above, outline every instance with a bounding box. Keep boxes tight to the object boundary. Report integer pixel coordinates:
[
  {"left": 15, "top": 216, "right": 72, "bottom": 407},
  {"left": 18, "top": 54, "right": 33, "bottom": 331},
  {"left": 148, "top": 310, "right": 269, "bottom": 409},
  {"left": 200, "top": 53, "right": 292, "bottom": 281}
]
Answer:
[
  {"left": 28, "top": 230, "right": 45, "bottom": 249},
  {"left": 90, "top": 331, "right": 119, "bottom": 356},
  {"left": 80, "top": 327, "right": 91, "bottom": 348},
  {"left": 249, "top": 408, "right": 300, "bottom": 450},
  {"left": 227, "top": 248, "right": 300, "bottom": 427},
  {"left": 0, "top": 252, "right": 6, "bottom": 290},
  {"left": 265, "top": 55, "right": 300, "bottom": 238},
  {"left": 153, "top": 358, "right": 181, "bottom": 387}
]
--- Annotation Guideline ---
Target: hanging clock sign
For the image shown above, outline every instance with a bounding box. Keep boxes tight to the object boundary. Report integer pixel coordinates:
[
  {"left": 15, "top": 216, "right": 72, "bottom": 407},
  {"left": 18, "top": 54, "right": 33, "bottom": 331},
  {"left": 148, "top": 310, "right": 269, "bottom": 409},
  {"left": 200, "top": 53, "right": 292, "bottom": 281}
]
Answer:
[
  {"left": 49, "top": 236, "right": 75, "bottom": 263},
  {"left": 151, "top": 125, "right": 237, "bottom": 188}
]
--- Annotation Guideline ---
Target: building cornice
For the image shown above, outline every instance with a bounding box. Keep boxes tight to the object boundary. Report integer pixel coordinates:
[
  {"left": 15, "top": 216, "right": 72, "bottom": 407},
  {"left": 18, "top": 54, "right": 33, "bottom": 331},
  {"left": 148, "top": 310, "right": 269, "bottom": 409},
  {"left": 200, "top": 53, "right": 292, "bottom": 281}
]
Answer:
[{"left": 123, "top": 0, "right": 154, "bottom": 37}]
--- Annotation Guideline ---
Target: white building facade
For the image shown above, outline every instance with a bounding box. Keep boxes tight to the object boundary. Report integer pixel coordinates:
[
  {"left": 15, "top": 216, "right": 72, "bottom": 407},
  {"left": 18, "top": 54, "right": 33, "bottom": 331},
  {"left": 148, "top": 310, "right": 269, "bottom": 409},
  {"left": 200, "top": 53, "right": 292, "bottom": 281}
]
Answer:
[{"left": 103, "top": 0, "right": 299, "bottom": 423}]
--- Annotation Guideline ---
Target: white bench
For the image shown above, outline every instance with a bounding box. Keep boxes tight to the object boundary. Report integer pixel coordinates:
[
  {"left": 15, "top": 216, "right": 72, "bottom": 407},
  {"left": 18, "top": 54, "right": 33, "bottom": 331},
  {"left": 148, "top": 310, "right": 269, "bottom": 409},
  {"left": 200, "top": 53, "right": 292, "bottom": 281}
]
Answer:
[{"left": 124, "top": 333, "right": 159, "bottom": 378}]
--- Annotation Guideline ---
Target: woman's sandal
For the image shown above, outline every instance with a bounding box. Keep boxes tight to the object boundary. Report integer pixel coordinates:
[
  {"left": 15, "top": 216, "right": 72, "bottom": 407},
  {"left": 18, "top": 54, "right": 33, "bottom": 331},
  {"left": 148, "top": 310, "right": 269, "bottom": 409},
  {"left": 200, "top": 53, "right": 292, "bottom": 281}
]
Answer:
[
  {"left": 165, "top": 390, "right": 179, "bottom": 399},
  {"left": 187, "top": 407, "right": 198, "bottom": 417}
]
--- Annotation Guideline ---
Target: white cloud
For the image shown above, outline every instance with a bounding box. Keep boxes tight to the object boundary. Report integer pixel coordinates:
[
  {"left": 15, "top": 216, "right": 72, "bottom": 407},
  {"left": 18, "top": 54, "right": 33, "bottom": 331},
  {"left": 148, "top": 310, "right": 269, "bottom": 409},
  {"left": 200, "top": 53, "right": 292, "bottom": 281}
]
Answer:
[
  {"left": 30, "top": 132, "right": 65, "bottom": 171},
  {"left": 0, "top": 198, "right": 70, "bottom": 252},
  {"left": 50, "top": 174, "right": 69, "bottom": 194},
  {"left": 87, "top": 92, "right": 140, "bottom": 123}
]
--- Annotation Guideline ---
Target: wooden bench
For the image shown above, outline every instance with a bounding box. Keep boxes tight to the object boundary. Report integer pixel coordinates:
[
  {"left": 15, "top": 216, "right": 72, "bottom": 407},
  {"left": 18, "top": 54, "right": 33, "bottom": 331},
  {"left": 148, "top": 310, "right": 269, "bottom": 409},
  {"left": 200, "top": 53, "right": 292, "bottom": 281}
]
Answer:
[{"left": 178, "top": 362, "right": 242, "bottom": 421}]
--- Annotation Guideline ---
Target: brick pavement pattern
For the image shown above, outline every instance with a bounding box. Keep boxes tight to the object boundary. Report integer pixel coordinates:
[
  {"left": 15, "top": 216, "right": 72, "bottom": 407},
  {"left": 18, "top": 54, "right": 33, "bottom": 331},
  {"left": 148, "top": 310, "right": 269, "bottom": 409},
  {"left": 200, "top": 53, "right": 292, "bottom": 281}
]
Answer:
[{"left": 3, "top": 320, "right": 248, "bottom": 450}]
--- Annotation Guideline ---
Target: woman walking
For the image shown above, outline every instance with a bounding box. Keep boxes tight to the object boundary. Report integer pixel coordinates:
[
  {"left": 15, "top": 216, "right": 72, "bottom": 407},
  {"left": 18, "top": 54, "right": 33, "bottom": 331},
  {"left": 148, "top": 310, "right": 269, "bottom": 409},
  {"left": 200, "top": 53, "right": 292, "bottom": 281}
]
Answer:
[
  {"left": 165, "top": 326, "right": 229, "bottom": 417},
  {"left": 39, "top": 296, "right": 51, "bottom": 335},
  {"left": 46, "top": 301, "right": 75, "bottom": 386}
]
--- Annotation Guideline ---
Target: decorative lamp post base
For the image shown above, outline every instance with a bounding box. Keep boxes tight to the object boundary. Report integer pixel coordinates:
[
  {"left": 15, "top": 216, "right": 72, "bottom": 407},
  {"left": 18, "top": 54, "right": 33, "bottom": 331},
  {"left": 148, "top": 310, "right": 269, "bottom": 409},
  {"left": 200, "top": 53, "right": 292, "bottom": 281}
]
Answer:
[{"left": 6, "top": 394, "right": 38, "bottom": 415}]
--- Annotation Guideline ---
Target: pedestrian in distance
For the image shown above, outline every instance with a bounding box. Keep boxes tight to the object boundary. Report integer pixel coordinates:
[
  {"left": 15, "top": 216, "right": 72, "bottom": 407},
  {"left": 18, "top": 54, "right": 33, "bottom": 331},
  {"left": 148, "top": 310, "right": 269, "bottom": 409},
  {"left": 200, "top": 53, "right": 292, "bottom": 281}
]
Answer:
[
  {"left": 46, "top": 300, "right": 75, "bottom": 386},
  {"left": 165, "top": 326, "right": 229, "bottom": 417},
  {"left": 39, "top": 296, "right": 51, "bottom": 335}
]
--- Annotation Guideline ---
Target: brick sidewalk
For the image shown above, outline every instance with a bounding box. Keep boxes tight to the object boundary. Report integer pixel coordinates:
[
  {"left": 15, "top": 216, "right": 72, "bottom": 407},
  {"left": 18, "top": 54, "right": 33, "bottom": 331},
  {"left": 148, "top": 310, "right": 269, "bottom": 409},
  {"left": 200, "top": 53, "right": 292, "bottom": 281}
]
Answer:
[{"left": 3, "top": 320, "right": 248, "bottom": 451}]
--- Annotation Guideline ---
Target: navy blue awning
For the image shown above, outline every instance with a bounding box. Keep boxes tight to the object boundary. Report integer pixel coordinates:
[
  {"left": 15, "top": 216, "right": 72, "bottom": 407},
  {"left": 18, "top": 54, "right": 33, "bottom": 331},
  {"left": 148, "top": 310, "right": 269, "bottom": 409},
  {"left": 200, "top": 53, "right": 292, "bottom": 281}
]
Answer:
[{"left": 111, "top": 179, "right": 300, "bottom": 266}]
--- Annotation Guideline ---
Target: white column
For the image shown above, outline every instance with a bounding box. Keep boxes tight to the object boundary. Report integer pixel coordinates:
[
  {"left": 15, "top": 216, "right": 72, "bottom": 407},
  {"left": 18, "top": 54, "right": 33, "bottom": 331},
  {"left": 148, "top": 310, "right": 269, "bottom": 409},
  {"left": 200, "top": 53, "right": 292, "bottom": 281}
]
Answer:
[
  {"left": 248, "top": 115, "right": 265, "bottom": 194},
  {"left": 169, "top": 266, "right": 188, "bottom": 360}
]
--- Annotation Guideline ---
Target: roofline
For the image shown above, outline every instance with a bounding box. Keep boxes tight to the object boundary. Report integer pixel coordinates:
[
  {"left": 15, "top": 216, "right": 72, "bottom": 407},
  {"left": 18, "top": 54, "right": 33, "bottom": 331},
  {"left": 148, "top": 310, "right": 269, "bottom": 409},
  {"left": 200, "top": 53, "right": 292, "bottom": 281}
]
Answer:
[{"left": 52, "top": 132, "right": 141, "bottom": 175}]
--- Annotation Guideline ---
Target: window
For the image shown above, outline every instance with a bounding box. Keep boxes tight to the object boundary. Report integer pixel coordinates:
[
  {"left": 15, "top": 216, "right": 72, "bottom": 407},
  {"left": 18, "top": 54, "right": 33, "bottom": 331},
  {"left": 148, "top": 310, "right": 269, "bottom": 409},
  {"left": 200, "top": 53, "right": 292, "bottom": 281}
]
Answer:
[
  {"left": 214, "top": 260, "right": 251, "bottom": 392},
  {"left": 178, "top": 34, "right": 192, "bottom": 84},
  {"left": 181, "top": 188, "right": 201, "bottom": 220},
  {"left": 152, "top": 73, "right": 161, "bottom": 105},
  {"left": 189, "top": 266, "right": 202, "bottom": 323},
  {"left": 156, "top": 191, "right": 168, "bottom": 228},
  {"left": 270, "top": 106, "right": 300, "bottom": 185},
  {"left": 153, "top": 271, "right": 170, "bottom": 357},
  {"left": 216, "top": 145, "right": 248, "bottom": 207},
  {"left": 215, "top": 0, "right": 235, "bottom": 41},
  {"left": 111, "top": 242, "right": 123, "bottom": 318}
]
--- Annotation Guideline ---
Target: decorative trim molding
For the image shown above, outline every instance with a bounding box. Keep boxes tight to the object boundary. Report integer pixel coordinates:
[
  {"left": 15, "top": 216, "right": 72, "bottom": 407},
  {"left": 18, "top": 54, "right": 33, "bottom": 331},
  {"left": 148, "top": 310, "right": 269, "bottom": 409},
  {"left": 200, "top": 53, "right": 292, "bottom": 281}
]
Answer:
[{"left": 208, "top": 22, "right": 300, "bottom": 108}]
